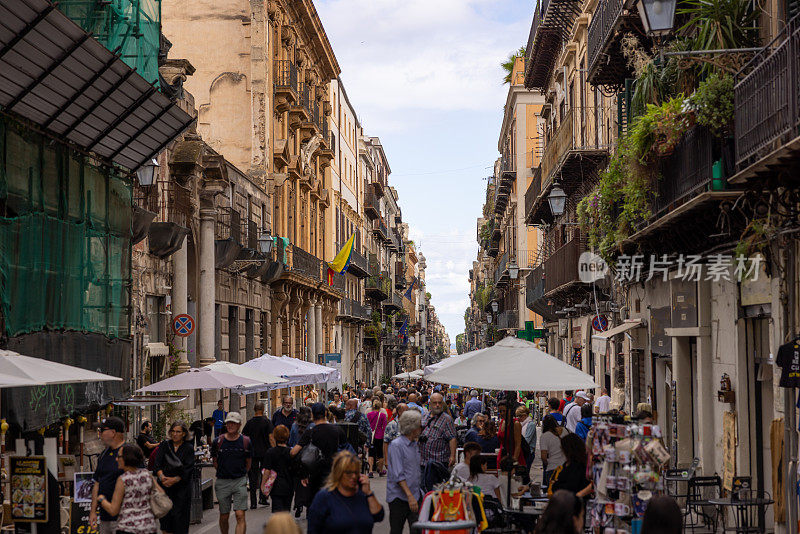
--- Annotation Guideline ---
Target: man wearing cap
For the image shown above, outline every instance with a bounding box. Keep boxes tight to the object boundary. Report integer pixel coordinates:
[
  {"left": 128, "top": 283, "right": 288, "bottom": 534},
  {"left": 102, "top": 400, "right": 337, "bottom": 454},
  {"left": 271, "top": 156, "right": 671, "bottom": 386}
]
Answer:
[
  {"left": 90, "top": 416, "right": 127, "bottom": 533},
  {"left": 463, "top": 390, "right": 483, "bottom": 422},
  {"left": 212, "top": 412, "right": 252, "bottom": 534},
  {"left": 564, "top": 391, "right": 590, "bottom": 433}
]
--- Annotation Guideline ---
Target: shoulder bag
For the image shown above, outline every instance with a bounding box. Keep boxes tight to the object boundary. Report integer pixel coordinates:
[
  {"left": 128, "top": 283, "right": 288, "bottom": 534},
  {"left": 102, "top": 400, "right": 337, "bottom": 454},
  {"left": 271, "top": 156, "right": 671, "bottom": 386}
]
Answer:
[{"left": 150, "top": 474, "right": 173, "bottom": 518}]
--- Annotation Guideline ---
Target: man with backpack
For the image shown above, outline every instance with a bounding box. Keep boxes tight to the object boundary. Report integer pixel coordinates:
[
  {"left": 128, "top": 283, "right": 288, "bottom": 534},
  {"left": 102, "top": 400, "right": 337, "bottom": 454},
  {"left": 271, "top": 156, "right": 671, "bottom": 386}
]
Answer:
[
  {"left": 564, "top": 391, "right": 590, "bottom": 433},
  {"left": 290, "top": 403, "right": 346, "bottom": 513},
  {"left": 345, "top": 398, "right": 372, "bottom": 452},
  {"left": 212, "top": 412, "right": 252, "bottom": 534}
]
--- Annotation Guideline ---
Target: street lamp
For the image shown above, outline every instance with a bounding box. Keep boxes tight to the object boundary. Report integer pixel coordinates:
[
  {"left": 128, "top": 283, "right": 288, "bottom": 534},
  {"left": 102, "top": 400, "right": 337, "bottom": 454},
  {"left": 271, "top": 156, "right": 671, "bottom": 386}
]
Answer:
[
  {"left": 136, "top": 158, "right": 159, "bottom": 186},
  {"left": 636, "top": 0, "right": 676, "bottom": 36},
  {"left": 258, "top": 231, "right": 274, "bottom": 255},
  {"left": 487, "top": 313, "right": 493, "bottom": 324},
  {"left": 508, "top": 260, "right": 519, "bottom": 280},
  {"left": 547, "top": 184, "right": 567, "bottom": 217},
  {"left": 491, "top": 300, "right": 499, "bottom": 313}
]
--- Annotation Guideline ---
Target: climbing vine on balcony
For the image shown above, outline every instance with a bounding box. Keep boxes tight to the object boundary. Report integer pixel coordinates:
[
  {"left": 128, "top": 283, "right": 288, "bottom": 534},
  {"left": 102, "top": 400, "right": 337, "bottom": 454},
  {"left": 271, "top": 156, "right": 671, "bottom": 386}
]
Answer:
[{"left": 578, "top": 96, "right": 693, "bottom": 258}]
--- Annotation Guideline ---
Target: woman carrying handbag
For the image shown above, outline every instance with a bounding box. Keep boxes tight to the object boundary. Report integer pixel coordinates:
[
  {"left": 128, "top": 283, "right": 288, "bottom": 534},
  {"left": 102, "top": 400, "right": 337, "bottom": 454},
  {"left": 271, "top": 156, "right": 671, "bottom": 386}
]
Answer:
[
  {"left": 154, "top": 421, "right": 195, "bottom": 534},
  {"left": 98, "top": 444, "right": 169, "bottom": 534}
]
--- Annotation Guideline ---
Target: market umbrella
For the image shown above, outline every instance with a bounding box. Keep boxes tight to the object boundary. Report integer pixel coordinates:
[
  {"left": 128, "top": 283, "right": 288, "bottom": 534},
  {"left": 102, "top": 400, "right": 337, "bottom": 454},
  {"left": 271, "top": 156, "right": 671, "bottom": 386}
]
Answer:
[
  {"left": 204, "top": 360, "right": 288, "bottom": 387},
  {"left": 0, "top": 349, "right": 123, "bottom": 387},
  {"left": 391, "top": 370, "right": 423, "bottom": 380},
  {"left": 423, "top": 353, "right": 467, "bottom": 377},
  {"left": 136, "top": 365, "right": 285, "bottom": 393},
  {"left": 426, "top": 337, "right": 599, "bottom": 391},
  {"left": 237, "top": 354, "right": 338, "bottom": 393}
]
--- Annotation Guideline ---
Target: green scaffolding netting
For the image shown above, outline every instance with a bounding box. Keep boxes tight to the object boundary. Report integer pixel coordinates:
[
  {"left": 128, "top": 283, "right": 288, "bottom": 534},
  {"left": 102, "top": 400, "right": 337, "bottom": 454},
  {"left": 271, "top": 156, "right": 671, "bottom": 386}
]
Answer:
[
  {"left": 58, "top": 0, "right": 161, "bottom": 87},
  {"left": 0, "top": 115, "right": 132, "bottom": 338}
]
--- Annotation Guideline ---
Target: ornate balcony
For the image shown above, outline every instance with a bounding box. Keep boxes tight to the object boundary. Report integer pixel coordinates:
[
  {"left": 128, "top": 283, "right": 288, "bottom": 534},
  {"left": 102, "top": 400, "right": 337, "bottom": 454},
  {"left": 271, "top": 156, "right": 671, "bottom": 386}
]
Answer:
[
  {"left": 733, "top": 15, "right": 800, "bottom": 181},
  {"left": 543, "top": 235, "right": 584, "bottom": 295},
  {"left": 524, "top": 168, "right": 542, "bottom": 224},
  {"left": 524, "top": 0, "right": 582, "bottom": 91},
  {"left": 289, "top": 82, "right": 311, "bottom": 131},
  {"left": 364, "top": 185, "right": 380, "bottom": 220},
  {"left": 496, "top": 309, "right": 519, "bottom": 331},
  {"left": 526, "top": 266, "right": 558, "bottom": 321},
  {"left": 366, "top": 268, "right": 390, "bottom": 301},
  {"left": 352, "top": 300, "right": 371, "bottom": 323},
  {"left": 527, "top": 105, "right": 614, "bottom": 224},
  {"left": 619, "top": 126, "right": 741, "bottom": 255},
  {"left": 288, "top": 245, "right": 323, "bottom": 281},
  {"left": 383, "top": 292, "right": 404, "bottom": 313},
  {"left": 300, "top": 98, "right": 321, "bottom": 143},
  {"left": 273, "top": 60, "right": 298, "bottom": 113},
  {"left": 372, "top": 218, "right": 389, "bottom": 241},
  {"left": 587, "top": 0, "right": 646, "bottom": 87},
  {"left": 494, "top": 251, "right": 509, "bottom": 287},
  {"left": 348, "top": 247, "right": 370, "bottom": 279}
]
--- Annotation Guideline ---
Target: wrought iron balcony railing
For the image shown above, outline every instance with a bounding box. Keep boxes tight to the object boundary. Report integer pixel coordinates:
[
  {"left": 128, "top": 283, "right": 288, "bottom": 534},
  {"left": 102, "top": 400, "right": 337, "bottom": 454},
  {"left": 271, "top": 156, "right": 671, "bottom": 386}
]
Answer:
[
  {"left": 274, "top": 60, "right": 298, "bottom": 93},
  {"left": 543, "top": 235, "right": 584, "bottom": 293},
  {"left": 735, "top": 14, "right": 800, "bottom": 172},
  {"left": 289, "top": 245, "right": 322, "bottom": 281},
  {"left": 215, "top": 206, "right": 241, "bottom": 243}
]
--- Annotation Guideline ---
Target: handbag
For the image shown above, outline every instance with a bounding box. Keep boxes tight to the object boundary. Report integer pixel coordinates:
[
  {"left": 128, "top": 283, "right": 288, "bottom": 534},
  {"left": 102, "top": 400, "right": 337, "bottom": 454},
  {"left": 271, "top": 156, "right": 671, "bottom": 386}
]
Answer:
[
  {"left": 260, "top": 468, "right": 277, "bottom": 497},
  {"left": 299, "top": 428, "right": 323, "bottom": 471},
  {"left": 150, "top": 475, "right": 173, "bottom": 519},
  {"left": 161, "top": 443, "right": 184, "bottom": 476}
]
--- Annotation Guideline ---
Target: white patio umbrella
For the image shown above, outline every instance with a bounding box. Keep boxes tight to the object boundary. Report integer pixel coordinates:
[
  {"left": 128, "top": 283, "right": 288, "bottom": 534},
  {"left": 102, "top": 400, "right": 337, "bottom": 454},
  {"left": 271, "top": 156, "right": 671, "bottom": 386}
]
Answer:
[
  {"left": 426, "top": 336, "right": 599, "bottom": 391},
  {"left": 392, "top": 369, "right": 423, "bottom": 380},
  {"left": 205, "top": 360, "right": 287, "bottom": 387},
  {"left": 423, "top": 353, "right": 467, "bottom": 377},
  {"left": 237, "top": 354, "right": 337, "bottom": 393},
  {"left": 136, "top": 365, "right": 284, "bottom": 393},
  {"left": 0, "top": 349, "right": 123, "bottom": 387}
]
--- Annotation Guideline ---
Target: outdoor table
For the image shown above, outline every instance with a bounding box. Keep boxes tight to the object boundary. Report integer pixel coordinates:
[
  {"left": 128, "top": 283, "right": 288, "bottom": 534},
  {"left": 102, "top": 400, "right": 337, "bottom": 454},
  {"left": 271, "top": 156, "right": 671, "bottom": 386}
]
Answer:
[
  {"left": 517, "top": 493, "right": 548, "bottom": 511},
  {"left": 708, "top": 497, "right": 774, "bottom": 533}
]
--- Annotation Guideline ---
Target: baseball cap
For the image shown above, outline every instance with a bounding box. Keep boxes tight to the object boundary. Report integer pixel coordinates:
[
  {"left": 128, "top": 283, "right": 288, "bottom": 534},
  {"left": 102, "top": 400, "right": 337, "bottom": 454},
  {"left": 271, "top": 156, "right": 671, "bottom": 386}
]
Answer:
[
  {"left": 224, "top": 412, "right": 242, "bottom": 425},
  {"left": 576, "top": 391, "right": 591, "bottom": 401},
  {"left": 99, "top": 416, "right": 125, "bottom": 433}
]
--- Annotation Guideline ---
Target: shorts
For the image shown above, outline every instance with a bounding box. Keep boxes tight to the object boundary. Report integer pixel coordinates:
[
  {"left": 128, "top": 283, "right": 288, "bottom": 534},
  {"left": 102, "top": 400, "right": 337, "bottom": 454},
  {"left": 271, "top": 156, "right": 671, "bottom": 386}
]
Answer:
[
  {"left": 215, "top": 476, "right": 248, "bottom": 515},
  {"left": 99, "top": 521, "right": 117, "bottom": 534}
]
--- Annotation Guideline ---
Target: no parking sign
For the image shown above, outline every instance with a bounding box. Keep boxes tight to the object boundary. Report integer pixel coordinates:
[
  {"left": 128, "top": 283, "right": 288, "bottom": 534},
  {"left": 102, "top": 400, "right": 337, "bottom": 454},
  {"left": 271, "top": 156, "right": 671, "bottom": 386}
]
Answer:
[{"left": 172, "top": 314, "right": 195, "bottom": 337}]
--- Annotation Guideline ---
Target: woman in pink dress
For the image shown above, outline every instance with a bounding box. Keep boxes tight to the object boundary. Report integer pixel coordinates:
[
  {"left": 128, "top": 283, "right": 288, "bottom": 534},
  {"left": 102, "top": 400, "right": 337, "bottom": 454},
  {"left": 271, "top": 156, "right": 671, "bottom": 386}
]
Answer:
[{"left": 366, "top": 398, "right": 388, "bottom": 477}]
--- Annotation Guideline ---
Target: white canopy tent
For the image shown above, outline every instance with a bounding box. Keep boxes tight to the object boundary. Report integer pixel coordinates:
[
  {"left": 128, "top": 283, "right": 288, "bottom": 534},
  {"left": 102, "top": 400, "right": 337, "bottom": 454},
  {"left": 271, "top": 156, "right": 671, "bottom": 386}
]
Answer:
[
  {"left": 237, "top": 355, "right": 339, "bottom": 393},
  {"left": 0, "top": 350, "right": 123, "bottom": 387},
  {"left": 136, "top": 365, "right": 286, "bottom": 393},
  {"left": 423, "top": 353, "right": 468, "bottom": 377},
  {"left": 426, "top": 337, "right": 599, "bottom": 391}
]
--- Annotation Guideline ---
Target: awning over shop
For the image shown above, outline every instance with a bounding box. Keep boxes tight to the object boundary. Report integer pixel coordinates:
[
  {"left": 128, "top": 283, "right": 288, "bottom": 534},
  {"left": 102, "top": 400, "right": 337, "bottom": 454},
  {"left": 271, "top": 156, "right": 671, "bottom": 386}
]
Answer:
[
  {"left": 591, "top": 319, "right": 645, "bottom": 353},
  {"left": 0, "top": 0, "right": 195, "bottom": 171},
  {"left": 594, "top": 319, "right": 645, "bottom": 340}
]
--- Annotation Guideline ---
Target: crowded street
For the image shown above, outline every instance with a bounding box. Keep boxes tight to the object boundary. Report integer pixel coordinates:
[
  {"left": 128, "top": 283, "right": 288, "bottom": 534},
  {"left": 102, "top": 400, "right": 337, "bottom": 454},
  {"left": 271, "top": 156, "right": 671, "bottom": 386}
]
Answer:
[{"left": 1, "top": 0, "right": 800, "bottom": 531}]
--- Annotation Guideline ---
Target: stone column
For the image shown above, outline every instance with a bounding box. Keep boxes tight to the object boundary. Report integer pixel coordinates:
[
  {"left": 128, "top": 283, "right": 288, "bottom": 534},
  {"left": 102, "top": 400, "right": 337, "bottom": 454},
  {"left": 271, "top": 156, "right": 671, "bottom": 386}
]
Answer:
[
  {"left": 315, "top": 303, "right": 324, "bottom": 356},
  {"left": 307, "top": 297, "right": 317, "bottom": 362},
  {"left": 198, "top": 208, "right": 216, "bottom": 366},
  {"left": 172, "top": 239, "right": 190, "bottom": 371}
]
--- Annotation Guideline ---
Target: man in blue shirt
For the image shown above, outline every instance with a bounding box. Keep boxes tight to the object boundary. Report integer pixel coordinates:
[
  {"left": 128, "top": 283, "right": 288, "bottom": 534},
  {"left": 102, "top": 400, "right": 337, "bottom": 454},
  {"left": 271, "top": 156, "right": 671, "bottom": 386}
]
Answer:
[
  {"left": 387, "top": 410, "right": 423, "bottom": 534},
  {"left": 90, "top": 416, "right": 127, "bottom": 533},
  {"left": 463, "top": 390, "right": 483, "bottom": 421},
  {"left": 212, "top": 400, "right": 227, "bottom": 438}
]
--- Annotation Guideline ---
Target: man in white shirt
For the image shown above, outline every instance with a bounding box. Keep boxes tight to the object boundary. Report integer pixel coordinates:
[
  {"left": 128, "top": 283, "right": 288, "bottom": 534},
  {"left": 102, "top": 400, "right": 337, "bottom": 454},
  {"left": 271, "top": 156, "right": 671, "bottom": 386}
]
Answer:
[
  {"left": 595, "top": 388, "right": 611, "bottom": 413},
  {"left": 564, "top": 391, "right": 589, "bottom": 432},
  {"left": 452, "top": 442, "right": 482, "bottom": 481}
]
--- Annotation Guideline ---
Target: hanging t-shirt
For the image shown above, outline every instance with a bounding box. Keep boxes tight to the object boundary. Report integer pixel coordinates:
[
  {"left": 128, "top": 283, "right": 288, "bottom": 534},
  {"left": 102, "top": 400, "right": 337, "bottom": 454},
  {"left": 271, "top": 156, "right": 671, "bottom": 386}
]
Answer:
[{"left": 777, "top": 340, "right": 800, "bottom": 387}]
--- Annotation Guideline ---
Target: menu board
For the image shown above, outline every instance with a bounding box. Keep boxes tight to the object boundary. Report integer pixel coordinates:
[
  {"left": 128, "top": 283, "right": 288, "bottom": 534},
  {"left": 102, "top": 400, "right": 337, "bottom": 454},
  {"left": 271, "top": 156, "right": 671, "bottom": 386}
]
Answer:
[
  {"left": 70, "top": 501, "right": 98, "bottom": 534},
  {"left": 9, "top": 456, "right": 48, "bottom": 523}
]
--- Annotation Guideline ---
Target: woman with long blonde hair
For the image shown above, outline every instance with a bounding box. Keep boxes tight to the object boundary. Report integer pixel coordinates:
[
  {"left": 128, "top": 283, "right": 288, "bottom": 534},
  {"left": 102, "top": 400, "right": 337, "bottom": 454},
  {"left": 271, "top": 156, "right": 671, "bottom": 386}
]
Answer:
[{"left": 306, "top": 451, "right": 385, "bottom": 534}]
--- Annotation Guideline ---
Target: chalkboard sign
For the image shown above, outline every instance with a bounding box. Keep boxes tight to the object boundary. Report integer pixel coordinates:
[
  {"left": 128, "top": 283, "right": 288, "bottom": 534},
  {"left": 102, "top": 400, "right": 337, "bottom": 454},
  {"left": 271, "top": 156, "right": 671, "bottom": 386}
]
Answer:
[
  {"left": 9, "top": 456, "right": 48, "bottom": 523},
  {"left": 70, "top": 501, "right": 98, "bottom": 534}
]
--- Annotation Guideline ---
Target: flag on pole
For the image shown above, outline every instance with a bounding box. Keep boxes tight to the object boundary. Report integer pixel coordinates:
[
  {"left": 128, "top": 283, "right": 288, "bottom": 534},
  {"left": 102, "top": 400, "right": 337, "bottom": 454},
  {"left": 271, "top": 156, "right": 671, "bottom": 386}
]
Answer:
[
  {"left": 327, "top": 234, "right": 355, "bottom": 286},
  {"left": 399, "top": 318, "right": 408, "bottom": 345},
  {"left": 403, "top": 277, "right": 417, "bottom": 301}
]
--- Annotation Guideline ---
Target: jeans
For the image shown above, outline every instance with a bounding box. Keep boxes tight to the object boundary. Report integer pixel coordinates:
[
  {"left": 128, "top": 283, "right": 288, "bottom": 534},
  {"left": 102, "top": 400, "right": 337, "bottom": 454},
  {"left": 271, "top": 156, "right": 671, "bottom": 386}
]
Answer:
[
  {"left": 389, "top": 498, "right": 419, "bottom": 534},
  {"left": 248, "top": 456, "right": 266, "bottom": 506},
  {"left": 543, "top": 469, "right": 555, "bottom": 488}
]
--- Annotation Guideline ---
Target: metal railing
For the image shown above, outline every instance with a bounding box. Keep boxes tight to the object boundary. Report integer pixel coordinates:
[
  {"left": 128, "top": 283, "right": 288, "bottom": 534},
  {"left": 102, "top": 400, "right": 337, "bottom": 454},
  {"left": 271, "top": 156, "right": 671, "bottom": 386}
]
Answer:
[
  {"left": 245, "top": 219, "right": 258, "bottom": 250},
  {"left": 274, "top": 60, "right": 298, "bottom": 93},
  {"left": 352, "top": 300, "right": 370, "bottom": 321},
  {"left": 215, "top": 206, "right": 241, "bottom": 242},
  {"left": 290, "top": 245, "right": 322, "bottom": 281},
  {"left": 652, "top": 126, "right": 715, "bottom": 217},
  {"left": 494, "top": 251, "right": 509, "bottom": 285},
  {"left": 373, "top": 218, "right": 388, "bottom": 241},
  {"left": 543, "top": 235, "right": 584, "bottom": 293},
  {"left": 365, "top": 188, "right": 380, "bottom": 219},
  {"left": 540, "top": 105, "right": 615, "bottom": 184},
  {"left": 587, "top": 0, "right": 625, "bottom": 76},
  {"left": 298, "top": 82, "right": 311, "bottom": 114},
  {"left": 349, "top": 248, "right": 369, "bottom": 275},
  {"left": 517, "top": 249, "right": 541, "bottom": 269},
  {"left": 735, "top": 14, "right": 800, "bottom": 169},
  {"left": 524, "top": 171, "right": 542, "bottom": 221},
  {"left": 497, "top": 310, "right": 519, "bottom": 330}
]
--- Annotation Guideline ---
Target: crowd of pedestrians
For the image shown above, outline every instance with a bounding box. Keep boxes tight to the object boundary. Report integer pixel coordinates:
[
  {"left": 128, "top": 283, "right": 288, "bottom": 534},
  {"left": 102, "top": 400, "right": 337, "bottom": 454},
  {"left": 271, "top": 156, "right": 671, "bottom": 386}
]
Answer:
[{"left": 86, "top": 383, "right": 680, "bottom": 534}]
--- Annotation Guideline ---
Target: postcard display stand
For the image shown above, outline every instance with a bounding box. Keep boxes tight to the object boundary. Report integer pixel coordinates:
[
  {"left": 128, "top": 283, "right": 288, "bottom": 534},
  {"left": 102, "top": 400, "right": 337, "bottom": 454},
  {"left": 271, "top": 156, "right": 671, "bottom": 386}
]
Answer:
[{"left": 588, "top": 415, "right": 671, "bottom": 533}]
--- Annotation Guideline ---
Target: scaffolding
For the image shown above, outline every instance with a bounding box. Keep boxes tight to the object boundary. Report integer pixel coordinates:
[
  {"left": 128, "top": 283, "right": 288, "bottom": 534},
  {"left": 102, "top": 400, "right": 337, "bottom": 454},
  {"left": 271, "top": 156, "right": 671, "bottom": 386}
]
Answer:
[{"left": 58, "top": 0, "right": 161, "bottom": 87}]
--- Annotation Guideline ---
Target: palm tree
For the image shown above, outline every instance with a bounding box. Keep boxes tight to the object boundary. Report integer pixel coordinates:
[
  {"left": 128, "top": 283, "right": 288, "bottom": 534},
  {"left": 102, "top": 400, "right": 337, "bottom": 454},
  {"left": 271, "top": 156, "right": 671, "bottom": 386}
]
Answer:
[{"left": 501, "top": 46, "right": 526, "bottom": 84}]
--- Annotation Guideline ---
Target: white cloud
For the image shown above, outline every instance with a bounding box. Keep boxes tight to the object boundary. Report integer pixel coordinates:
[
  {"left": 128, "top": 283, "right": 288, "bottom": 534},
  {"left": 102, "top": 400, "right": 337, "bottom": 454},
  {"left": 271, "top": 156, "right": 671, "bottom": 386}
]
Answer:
[{"left": 317, "top": 0, "right": 529, "bottom": 127}]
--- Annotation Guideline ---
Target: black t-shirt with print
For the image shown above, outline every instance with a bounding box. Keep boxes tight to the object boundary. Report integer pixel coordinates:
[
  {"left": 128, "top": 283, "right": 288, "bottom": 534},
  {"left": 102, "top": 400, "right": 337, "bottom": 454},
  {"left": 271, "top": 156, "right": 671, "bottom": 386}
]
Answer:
[{"left": 777, "top": 340, "right": 800, "bottom": 387}]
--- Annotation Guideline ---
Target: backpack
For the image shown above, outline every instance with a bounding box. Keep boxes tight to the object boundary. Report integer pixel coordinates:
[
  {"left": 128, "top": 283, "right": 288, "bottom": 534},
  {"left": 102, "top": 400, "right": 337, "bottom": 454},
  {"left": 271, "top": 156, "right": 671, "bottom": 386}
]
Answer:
[
  {"left": 215, "top": 434, "right": 252, "bottom": 463},
  {"left": 298, "top": 427, "right": 323, "bottom": 471},
  {"left": 563, "top": 404, "right": 580, "bottom": 429}
]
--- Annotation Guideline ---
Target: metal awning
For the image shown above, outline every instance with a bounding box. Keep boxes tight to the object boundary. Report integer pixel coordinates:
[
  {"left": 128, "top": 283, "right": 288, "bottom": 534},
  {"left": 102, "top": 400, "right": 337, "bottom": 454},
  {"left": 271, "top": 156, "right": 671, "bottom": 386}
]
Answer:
[
  {"left": 594, "top": 319, "right": 645, "bottom": 340},
  {"left": 0, "top": 0, "right": 195, "bottom": 171}
]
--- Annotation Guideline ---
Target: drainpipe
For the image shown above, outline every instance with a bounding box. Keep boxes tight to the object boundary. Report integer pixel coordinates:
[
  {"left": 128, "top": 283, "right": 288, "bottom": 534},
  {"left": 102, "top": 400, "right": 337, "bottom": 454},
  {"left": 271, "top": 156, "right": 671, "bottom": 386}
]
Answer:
[{"left": 784, "top": 239, "right": 798, "bottom": 534}]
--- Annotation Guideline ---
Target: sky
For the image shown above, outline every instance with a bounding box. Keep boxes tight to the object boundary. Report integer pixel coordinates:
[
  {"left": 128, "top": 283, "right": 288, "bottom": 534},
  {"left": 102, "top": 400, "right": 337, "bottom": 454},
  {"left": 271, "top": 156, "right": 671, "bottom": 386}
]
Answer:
[{"left": 316, "top": 0, "right": 534, "bottom": 348}]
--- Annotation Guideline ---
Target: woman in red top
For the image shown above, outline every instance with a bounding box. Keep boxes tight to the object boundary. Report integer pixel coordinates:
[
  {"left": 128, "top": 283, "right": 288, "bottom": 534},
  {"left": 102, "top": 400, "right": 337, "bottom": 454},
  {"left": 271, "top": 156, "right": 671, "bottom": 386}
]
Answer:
[
  {"left": 366, "top": 398, "right": 388, "bottom": 477},
  {"left": 497, "top": 400, "right": 525, "bottom": 471}
]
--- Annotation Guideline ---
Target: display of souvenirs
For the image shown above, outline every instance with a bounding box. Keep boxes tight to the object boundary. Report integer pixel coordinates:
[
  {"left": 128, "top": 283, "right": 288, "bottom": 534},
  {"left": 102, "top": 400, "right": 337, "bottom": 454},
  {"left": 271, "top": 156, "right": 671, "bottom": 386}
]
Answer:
[{"left": 587, "top": 415, "right": 670, "bottom": 533}]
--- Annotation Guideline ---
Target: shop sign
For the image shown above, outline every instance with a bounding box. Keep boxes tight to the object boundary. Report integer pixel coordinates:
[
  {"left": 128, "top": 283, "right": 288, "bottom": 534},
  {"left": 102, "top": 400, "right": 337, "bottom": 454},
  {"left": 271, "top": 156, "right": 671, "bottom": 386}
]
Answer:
[{"left": 9, "top": 456, "right": 48, "bottom": 523}]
